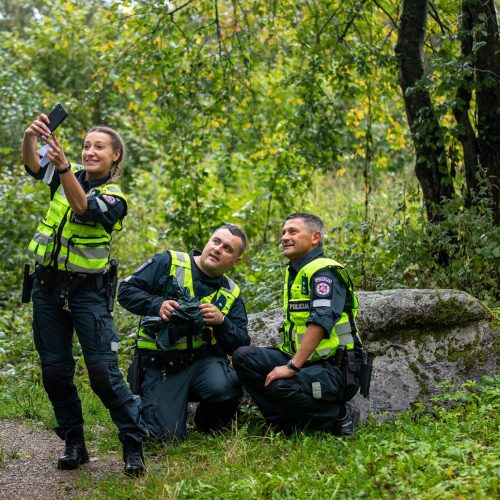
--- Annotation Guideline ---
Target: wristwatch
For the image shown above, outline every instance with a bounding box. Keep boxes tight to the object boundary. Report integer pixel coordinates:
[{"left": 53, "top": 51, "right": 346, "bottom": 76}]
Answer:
[
  {"left": 287, "top": 359, "right": 301, "bottom": 373},
  {"left": 57, "top": 163, "right": 71, "bottom": 174}
]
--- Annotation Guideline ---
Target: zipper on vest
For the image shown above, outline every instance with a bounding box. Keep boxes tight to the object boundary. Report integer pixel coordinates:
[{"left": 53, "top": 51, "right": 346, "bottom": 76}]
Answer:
[{"left": 51, "top": 206, "right": 71, "bottom": 269}]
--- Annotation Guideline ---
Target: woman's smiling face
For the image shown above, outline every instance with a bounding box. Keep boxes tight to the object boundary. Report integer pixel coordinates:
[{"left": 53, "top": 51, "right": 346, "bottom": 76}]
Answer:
[{"left": 81, "top": 131, "right": 119, "bottom": 179}]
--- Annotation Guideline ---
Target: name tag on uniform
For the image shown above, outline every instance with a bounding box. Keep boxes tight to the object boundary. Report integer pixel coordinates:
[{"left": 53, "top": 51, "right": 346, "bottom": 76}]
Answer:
[{"left": 288, "top": 300, "right": 310, "bottom": 312}]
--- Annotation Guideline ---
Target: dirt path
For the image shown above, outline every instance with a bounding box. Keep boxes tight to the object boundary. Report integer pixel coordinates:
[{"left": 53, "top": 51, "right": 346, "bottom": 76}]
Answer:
[{"left": 0, "top": 419, "right": 122, "bottom": 499}]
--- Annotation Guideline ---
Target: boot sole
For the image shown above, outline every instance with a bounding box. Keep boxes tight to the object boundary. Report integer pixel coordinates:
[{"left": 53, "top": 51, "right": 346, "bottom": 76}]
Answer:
[{"left": 57, "top": 453, "right": 90, "bottom": 470}]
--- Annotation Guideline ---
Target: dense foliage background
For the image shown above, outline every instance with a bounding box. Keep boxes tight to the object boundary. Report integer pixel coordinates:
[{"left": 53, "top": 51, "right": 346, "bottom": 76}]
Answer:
[
  {"left": 0, "top": 0, "right": 498, "bottom": 371},
  {"left": 0, "top": 2, "right": 498, "bottom": 496}
]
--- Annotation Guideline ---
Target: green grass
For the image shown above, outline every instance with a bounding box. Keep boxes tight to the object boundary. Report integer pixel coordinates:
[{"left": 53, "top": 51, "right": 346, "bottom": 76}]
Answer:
[{"left": 1, "top": 376, "right": 498, "bottom": 498}]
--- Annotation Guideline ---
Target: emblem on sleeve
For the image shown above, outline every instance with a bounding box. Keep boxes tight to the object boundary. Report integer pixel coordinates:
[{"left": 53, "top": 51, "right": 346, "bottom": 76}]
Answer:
[
  {"left": 102, "top": 194, "right": 117, "bottom": 205},
  {"left": 315, "top": 282, "right": 331, "bottom": 297}
]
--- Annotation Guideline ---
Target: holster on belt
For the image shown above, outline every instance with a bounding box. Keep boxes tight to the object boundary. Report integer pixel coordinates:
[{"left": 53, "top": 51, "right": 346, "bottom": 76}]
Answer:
[
  {"left": 127, "top": 348, "right": 143, "bottom": 395},
  {"left": 331, "top": 347, "right": 362, "bottom": 401},
  {"left": 345, "top": 350, "right": 362, "bottom": 387},
  {"left": 21, "top": 263, "right": 35, "bottom": 303},
  {"left": 359, "top": 351, "right": 375, "bottom": 398}
]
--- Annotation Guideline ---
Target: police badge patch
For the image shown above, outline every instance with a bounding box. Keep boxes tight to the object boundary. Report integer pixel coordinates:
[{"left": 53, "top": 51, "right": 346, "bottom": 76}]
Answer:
[
  {"left": 102, "top": 194, "right": 117, "bottom": 205},
  {"left": 315, "top": 282, "right": 331, "bottom": 296},
  {"left": 313, "top": 276, "right": 332, "bottom": 297}
]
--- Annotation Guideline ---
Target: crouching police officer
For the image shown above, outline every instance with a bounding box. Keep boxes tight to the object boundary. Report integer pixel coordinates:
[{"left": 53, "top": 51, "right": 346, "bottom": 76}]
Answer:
[
  {"left": 118, "top": 223, "right": 250, "bottom": 441},
  {"left": 22, "top": 114, "right": 147, "bottom": 476},
  {"left": 233, "top": 213, "right": 363, "bottom": 436}
]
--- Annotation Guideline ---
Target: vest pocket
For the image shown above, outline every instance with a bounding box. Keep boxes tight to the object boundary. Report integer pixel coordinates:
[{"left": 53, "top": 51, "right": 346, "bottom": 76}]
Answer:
[
  {"left": 29, "top": 220, "right": 56, "bottom": 266},
  {"left": 61, "top": 235, "right": 111, "bottom": 272}
]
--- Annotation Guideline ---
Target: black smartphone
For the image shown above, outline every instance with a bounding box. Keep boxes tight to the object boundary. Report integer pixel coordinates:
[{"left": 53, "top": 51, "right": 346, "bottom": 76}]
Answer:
[{"left": 46, "top": 103, "right": 68, "bottom": 132}]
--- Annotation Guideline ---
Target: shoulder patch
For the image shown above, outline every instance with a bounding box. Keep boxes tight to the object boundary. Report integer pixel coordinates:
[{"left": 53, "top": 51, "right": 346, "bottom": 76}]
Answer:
[
  {"left": 102, "top": 194, "right": 118, "bottom": 205},
  {"left": 133, "top": 258, "right": 154, "bottom": 275},
  {"left": 313, "top": 275, "right": 332, "bottom": 297}
]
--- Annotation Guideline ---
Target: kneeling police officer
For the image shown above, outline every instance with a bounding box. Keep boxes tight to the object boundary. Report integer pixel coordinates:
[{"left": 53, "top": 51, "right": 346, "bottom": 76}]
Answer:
[{"left": 118, "top": 223, "right": 250, "bottom": 441}]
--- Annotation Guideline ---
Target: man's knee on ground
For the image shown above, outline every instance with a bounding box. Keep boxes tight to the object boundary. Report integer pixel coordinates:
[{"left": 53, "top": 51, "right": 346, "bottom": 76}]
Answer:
[
  {"left": 42, "top": 361, "right": 78, "bottom": 404},
  {"left": 87, "top": 361, "right": 131, "bottom": 409}
]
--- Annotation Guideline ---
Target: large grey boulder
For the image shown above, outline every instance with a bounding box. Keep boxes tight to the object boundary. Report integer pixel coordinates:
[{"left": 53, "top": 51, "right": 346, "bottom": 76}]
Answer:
[{"left": 247, "top": 289, "right": 498, "bottom": 420}]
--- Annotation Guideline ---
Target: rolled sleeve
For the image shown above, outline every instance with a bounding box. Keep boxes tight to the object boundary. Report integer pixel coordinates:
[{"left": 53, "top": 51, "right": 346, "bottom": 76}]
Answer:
[{"left": 306, "top": 268, "right": 347, "bottom": 338}]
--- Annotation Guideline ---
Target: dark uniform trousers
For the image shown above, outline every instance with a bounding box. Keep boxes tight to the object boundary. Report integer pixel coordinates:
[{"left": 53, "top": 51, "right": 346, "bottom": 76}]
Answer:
[
  {"left": 140, "top": 355, "right": 242, "bottom": 441},
  {"left": 233, "top": 346, "right": 346, "bottom": 431},
  {"left": 32, "top": 279, "right": 147, "bottom": 442}
]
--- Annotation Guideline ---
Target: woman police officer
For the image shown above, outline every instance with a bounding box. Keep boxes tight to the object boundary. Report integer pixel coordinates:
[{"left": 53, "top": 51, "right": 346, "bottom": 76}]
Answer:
[{"left": 22, "top": 112, "right": 147, "bottom": 476}]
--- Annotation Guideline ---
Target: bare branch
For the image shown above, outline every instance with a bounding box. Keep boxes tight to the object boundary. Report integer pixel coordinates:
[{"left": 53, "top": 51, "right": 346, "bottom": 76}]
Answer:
[
  {"left": 372, "top": 0, "right": 399, "bottom": 30},
  {"left": 428, "top": 0, "right": 449, "bottom": 34}
]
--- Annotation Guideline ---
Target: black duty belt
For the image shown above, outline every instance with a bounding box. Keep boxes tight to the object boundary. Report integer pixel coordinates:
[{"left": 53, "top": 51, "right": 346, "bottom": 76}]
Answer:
[
  {"left": 138, "top": 343, "right": 219, "bottom": 374},
  {"left": 36, "top": 265, "right": 107, "bottom": 290}
]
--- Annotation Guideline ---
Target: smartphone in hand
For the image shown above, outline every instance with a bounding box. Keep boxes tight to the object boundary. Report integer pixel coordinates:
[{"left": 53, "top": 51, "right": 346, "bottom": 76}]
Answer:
[{"left": 46, "top": 104, "right": 68, "bottom": 132}]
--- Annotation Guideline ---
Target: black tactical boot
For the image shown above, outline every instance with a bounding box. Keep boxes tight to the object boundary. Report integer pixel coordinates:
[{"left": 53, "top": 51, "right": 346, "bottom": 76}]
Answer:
[
  {"left": 333, "top": 404, "right": 360, "bottom": 437},
  {"left": 123, "top": 438, "right": 145, "bottom": 477},
  {"left": 57, "top": 430, "right": 90, "bottom": 470}
]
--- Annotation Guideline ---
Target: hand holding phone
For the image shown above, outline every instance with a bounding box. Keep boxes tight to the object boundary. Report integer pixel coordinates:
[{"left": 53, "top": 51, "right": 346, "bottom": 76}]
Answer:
[{"left": 46, "top": 104, "right": 68, "bottom": 133}]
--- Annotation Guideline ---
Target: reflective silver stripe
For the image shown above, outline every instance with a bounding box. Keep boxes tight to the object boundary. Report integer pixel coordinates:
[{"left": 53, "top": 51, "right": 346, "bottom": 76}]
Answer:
[
  {"left": 96, "top": 197, "right": 109, "bottom": 212},
  {"left": 56, "top": 260, "right": 103, "bottom": 273},
  {"left": 313, "top": 299, "right": 331, "bottom": 307},
  {"left": 335, "top": 321, "right": 354, "bottom": 345},
  {"left": 225, "top": 277, "right": 237, "bottom": 293},
  {"left": 59, "top": 234, "right": 109, "bottom": 248},
  {"left": 59, "top": 246, "right": 109, "bottom": 260},
  {"left": 174, "top": 251, "right": 187, "bottom": 262},
  {"left": 335, "top": 322, "right": 352, "bottom": 335},
  {"left": 105, "top": 186, "right": 121, "bottom": 193},
  {"left": 297, "top": 333, "right": 304, "bottom": 345},
  {"left": 172, "top": 252, "right": 188, "bottom": 285},
  {"left": 32, "top": 231, "right": 50, "bottom": 245},
  {"left": 337, "top": 332, "right": 354, "bottom": 345},
  {"left": 316, "top": 348, "right": 331, "bottom": 356},
  {"left": 175, "top": 266, "right": 185, "bottom": 286}
]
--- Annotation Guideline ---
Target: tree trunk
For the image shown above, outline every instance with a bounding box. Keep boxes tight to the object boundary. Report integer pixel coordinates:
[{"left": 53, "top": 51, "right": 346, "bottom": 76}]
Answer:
[
  {"left": 395, "top": 0, "right": 455, "bottom": 223},
  {"left": 466, "top": 0, "right": 500, "bottom": 224},
  {"left": 453, "top": 3, "right": 479, "bottom": 207}
]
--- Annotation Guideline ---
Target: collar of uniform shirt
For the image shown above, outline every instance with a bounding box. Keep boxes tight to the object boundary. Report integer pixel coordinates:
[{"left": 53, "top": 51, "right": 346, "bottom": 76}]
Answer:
[
  {"left": 80, "top": 171, "right": 111, "bottom": 191},
  {"left": 289, "top": 246, "right": 325, "bottom": 274}
]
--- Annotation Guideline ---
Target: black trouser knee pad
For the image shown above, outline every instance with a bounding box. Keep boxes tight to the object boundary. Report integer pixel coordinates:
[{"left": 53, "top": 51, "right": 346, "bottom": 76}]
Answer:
[
  {"left": 42, "top": 361, "right": 78, "bottom": 405},
  {"left": 87, "top": 361, "right": 130, "bottom": 409}
]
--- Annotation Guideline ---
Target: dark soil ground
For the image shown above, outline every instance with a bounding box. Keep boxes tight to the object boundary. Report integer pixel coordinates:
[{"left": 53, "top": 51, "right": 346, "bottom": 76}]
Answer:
[{"left": 0, "top": 419, "right": 122, "bottom": 499}]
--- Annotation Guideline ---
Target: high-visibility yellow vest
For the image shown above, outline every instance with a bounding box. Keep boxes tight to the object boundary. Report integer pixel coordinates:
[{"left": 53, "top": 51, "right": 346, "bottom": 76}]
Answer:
[
  {"left": 137, "top": 250, "right": 240, "bottom": 351},
  {"left": 280, "top": 257, "right": 360, "bottom": 361},
  {"left": 28, "top": 167, "right": 126, "bottom": 274}
]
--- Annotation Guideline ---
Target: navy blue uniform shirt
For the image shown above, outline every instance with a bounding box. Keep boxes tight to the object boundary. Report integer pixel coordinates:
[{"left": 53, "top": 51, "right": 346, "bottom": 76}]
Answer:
[
  {"left": 287, "top": 246, "right": 352, "bottom": 339},
  {"left": 118, "top": 250, "right": 250, "bottom": 355},
  {"left": 26, "top": 163, "right": 126, "bottom": 232}
]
